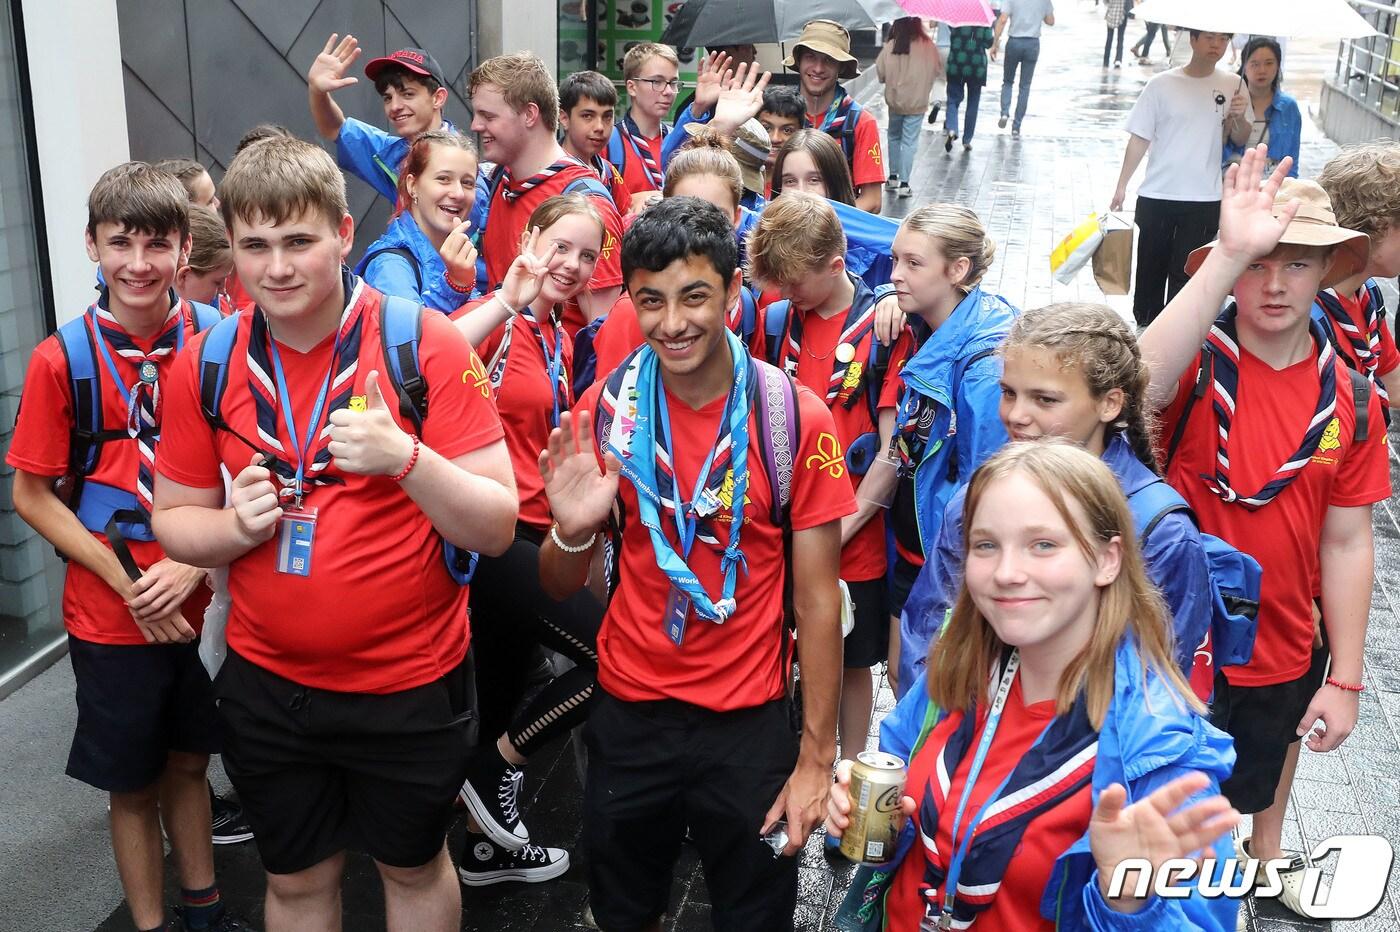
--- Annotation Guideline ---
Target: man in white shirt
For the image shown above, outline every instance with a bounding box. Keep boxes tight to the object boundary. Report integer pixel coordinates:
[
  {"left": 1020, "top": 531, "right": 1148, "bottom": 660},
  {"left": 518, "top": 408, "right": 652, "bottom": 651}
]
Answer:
[
  {"left": 991, "top": 0, "right": 1054, "bottom": 137},
  {"left": 1110, "top": 30, "right": 1248, "bottom": 326}
]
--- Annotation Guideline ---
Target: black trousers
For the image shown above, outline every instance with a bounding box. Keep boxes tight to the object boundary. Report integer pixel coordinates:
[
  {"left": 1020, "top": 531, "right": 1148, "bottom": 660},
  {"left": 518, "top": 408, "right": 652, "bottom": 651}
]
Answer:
[{"left": 1132, "top": 195, "right": 1221, "bottom": 327}]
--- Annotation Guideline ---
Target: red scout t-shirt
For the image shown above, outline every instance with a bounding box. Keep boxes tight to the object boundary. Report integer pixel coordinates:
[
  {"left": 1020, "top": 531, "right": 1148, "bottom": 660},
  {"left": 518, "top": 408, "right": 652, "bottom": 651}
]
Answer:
[
  {"left": 888, "top": 678, "right": 1093, "bottom": 932},
  {"left": 480, "top": 162, "right": 624, "bottom": 294},
  {"left": 761, "top": 307, "right": 912, "bottom": 581},
  {"left": 1319, "top": 284, "right": 1400, "bottom": 379},
  {"left": 7, "top": 300, "right": 213, "bottom": 644},
  {"left": 1158, "top": 350, "right": 1391, "bottom": 687},
  {"left": 156, "top": 282, "right": 505, "bottom": 694},
  {"left": 807, "top": 105, "right": 885, "bottom": 190},
  {"left": 452, "top": 299, "right": 572, "bottom": 530},
  {"left": 612, "top": 123, "right": 666, "bottom": 195},
  {"left": 577, "top": 377, "right": 856, "bottom": 711}
]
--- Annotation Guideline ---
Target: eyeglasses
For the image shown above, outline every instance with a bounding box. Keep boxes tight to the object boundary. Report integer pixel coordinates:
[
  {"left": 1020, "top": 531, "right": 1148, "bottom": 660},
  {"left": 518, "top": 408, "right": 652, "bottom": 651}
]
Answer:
[{"left": 635, "top": 77, "right": 680, "bottom": 92}]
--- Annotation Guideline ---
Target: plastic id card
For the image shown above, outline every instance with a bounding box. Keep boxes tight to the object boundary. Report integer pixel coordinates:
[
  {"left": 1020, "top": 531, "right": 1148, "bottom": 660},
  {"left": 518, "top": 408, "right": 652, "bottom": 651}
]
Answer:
[
  {"left": 665, "top": 586, "right": 691, "bottom": 647},
  {"left": 275, "top": 507, "right": 318, "bottom": 577}
]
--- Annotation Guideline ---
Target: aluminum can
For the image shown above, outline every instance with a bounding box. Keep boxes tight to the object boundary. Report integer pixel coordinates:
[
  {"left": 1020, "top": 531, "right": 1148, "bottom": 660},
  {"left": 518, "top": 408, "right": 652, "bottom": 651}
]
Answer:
[{"left": 839, "top": 750, "right": 906, "bottom": 865}]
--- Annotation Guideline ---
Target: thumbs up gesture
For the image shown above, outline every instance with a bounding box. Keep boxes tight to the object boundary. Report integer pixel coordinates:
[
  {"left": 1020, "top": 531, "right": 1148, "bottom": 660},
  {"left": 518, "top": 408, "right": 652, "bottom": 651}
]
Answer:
[{"left": 328, "top": 370, "right": 415, "bottom": 476}]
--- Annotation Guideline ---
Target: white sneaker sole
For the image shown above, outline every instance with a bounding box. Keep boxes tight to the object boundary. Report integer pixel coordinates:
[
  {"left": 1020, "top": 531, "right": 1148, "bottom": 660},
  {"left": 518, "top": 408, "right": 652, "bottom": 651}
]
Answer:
[
  {"left": 212, "top": 830, "right": 254, "bottom": 845},
  {"left": 457, "top": 850, "right": 570, "bottom": 887},
  {"left": 459, "top": 779, "right": 530, "bottom": 851}
]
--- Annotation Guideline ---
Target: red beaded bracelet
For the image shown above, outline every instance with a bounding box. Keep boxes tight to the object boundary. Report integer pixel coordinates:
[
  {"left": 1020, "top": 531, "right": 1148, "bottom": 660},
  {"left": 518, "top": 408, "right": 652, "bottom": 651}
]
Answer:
[
  {"left": 1325, "top": 676, "right": 1365, "bottom": 693},
  {"left": 392, "top": 434, "right": 421, "bottom": 482},
  {"left": 444, "top": 269, "right": 473, "bottom": 294}
]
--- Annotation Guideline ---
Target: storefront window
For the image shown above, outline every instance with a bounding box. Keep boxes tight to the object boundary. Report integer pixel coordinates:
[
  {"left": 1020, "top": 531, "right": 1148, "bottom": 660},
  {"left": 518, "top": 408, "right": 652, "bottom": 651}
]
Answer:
[{"left": 0, "top": 2, "right": 63, "bottom": 692}]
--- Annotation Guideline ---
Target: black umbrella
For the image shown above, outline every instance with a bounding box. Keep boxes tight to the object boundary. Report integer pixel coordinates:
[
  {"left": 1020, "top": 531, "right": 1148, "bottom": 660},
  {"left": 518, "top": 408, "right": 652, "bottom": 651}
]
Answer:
[{"left": 661, "top": 0, "right": 895, "bottom": 47}]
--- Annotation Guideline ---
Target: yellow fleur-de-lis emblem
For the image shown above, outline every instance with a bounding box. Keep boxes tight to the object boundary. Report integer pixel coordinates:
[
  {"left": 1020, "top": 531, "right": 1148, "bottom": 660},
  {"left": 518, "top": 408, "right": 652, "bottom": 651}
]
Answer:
[
  {"left": 806, "top": 432, "right": 845, "bottom": 478},
  {"left": 463, "top": 355, "right": 490, "bottom": 398},
  {"left": 869, "top": 144, "right": 882, "bottom": 166},
  {"left": 601, "top": 229, "right": 618, "bottom": 260}
]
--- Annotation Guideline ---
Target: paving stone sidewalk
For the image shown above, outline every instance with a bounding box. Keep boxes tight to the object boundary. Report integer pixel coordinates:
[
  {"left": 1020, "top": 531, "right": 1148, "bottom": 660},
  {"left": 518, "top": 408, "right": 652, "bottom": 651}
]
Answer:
[{"left": 90, "top": 3, "right": 1400, "bottom": 930}]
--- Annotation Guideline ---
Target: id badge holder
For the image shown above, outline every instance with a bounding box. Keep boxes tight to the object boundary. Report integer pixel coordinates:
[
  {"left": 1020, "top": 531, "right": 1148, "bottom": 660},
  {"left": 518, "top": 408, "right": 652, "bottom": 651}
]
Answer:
[
  {"left": 276, "top": 506, "right": 318, "bottom": 577},
  {"left": 665, "top": 586, "right": 691, "bottom": 647}
]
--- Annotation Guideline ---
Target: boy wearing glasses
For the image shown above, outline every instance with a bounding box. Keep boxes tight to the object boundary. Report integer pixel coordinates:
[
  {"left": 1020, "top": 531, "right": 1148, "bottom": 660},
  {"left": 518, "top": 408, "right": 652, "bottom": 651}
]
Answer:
[{"left": 609, "top": 42, "right": 690, "bottom": 211}]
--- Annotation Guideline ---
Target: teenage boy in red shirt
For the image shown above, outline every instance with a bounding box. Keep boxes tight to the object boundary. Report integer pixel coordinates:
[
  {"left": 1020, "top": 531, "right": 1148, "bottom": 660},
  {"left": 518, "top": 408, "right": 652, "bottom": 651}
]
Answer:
[
  {"left": 470, "top": 52, "right": 626, "bottom": 327},
  {"left": 8, "top": 163, "right": 239, "bottom": 932},
  {"left": 308, "top": 34, "right": 456, "bottom": 201},
  {"left": 1316, "top": 141, "right": 1400, "bottom": 412},
  {"left": 152, "top": 137, "right": 519, "bottom": 931},
  {"left": 1142, "top": 146, "right": 1390, "bottom": 918},
  {"left": 787, "top": 20, "right": 885, "bottom": 213},
  {"left": 746, "top": 193, "right": 912, "bottom": 757},
  {"left": 559, "top": 70, "right": 632, "bottom": 210},
  {"left": 538, "top": 197, "right": 852, "bottom": 931}
]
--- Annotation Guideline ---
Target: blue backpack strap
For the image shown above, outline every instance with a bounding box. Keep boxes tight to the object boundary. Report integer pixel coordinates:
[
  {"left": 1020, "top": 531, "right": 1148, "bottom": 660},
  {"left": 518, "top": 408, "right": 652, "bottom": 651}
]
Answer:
[
  {"left": 762, "top": 300, "right": 790, "bottom": 367},
  {"left": 841, "top": 97, "right": 862, "bottom": 164},
  {"left": 562, "top": 175, "right": 613, "bottom": 203},
  {"left": 188, "top": 300, "right": 223, "bottom": 332},
  {"left": 56, "top": 315, "right": 113, "bottom": 478},
  {"left": 197, "top": 312, "right": 243, "bottom": 430},
  {"left": 1129, "top": 479, "right": 1191, "bottom": 541},
  {"left": 607, "top": 128, "right": 626, "bottom": 173},
  {"left": 571, "top": 316, "right": 606, "bottom": 400},
  {"left": 358, "top": 246, "right": 423, "bottom": 295},
  {"left": 379, "top": 295, "right": 428, "bottom": 433},
  {"left": 737, "top": 286, "right": 758, "bottom": 347}
]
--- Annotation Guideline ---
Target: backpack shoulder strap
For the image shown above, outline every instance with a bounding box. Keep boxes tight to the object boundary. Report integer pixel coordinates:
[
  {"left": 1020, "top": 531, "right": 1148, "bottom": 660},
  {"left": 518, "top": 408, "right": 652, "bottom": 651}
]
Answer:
[
  {"left": 197, "top": 312, "right": 243, "bottom": 429},
  {"left": 607, "top": 128, "right": 626, "bottom": 170},
  {"left": 56, "top": 315, "right": 121, "bottom": 476},
  {"left": 1165, "top": 348, "right": 1212, "bottom": 466},
  {"left": 562, "top": 175, "right": 613, "bottom": 202},
  {"left": 360, "top": 246, "right": 423, "bottom": 295},
  {"left": 188, "top": 300, "right": 223, "bottom": 332},
  {"left": 738, "top": 287, "right": 758, "bottom": 346},
  {"left": 750, "top": 359, "right": 800, "bottom": 527},
  {"left": 1348, "top": 365, "right": 1371, "bottom": 444},
  {"left": 1130, "top": 478, "right": 1193, "bottom": 541},
  {"left": 762, "top": 300, "right": 791, "bottom": 368},
  {"left": 379, "top": 295, "right": 428, "bottom": 434},
  {"left": 842, "top": 97, "right": 862, "bottom": 161}
]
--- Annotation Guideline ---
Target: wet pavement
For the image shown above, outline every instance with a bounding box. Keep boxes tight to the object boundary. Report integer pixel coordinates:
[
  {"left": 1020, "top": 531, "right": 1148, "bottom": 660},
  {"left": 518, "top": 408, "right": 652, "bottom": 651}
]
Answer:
[{"left": 81, "top": 3, "right": 1400, "bottom": 930}]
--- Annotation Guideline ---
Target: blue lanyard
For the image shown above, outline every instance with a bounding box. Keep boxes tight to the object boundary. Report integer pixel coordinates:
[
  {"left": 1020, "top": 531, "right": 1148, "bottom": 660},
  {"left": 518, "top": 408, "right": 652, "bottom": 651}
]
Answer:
[
  {"left": 935, "top": 650, "right": 1055, "bottom": 925},
  {"left": 522, "top": 307, "right": 566, "bottom": 429},
  {"left": 89, "top": 307, "right": 184, "bottom": 407},
  {"left": 266, "top": 334, "right": 339, "bottom": 504},
  {"left": 656, "top": 379, "right": 734, "bottom": 561}
]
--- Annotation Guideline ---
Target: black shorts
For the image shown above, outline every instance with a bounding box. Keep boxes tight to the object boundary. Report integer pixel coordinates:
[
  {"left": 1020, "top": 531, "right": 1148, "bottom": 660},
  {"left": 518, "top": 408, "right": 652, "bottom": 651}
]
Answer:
[
  {"left": 1211, "top": 638, "right": 1329, "bottom": 814},
  {"left": 582, "top": 691, "right": 799, "bottom": 932},
  {"left": 214, "top": 648, "right": 477, "bottom": 874},
  {"left": 66, "top": 635, "right": 221, "bottom": 793},
  {"left": 888, "top": 554, "right": 922, "bottom": 616},
  {"left": 843, "top": 578, "right": 890, "bottom": 668}
]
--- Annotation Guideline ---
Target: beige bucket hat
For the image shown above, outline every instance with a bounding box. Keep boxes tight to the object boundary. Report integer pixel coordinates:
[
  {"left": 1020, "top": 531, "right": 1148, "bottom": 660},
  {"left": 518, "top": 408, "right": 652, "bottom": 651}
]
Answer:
[
  {"left": 784, "top": 20, "right": 860, "bottom": 80},
  {"left": 683, "top": 118, "right": 771, "bottom": 193},
  {"left": 1184, "top": 178, "right": 1370, "bottom": 289}
]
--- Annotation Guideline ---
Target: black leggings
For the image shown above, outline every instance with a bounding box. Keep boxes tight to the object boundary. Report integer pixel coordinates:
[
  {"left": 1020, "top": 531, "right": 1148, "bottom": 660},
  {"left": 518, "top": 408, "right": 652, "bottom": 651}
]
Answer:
[
  {"left": 467, "top": 525, "right": 603, "bottom": 758},
  {"left": 1104, "top": 24, "right": 1126, "bottom": 66}
]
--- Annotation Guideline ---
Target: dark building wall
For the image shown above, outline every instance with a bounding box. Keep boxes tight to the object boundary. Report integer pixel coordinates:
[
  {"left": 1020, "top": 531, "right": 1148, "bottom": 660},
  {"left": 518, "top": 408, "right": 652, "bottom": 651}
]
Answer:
[{"left": 116, "top": 0, "right": 475, "bottom": 253}]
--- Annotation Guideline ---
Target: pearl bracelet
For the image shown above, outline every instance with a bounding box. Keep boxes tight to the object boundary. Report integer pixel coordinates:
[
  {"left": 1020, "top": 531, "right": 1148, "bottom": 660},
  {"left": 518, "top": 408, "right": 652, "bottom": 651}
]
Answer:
[{"left": 550, "top": 523, "right": 597, "bottom": 553}]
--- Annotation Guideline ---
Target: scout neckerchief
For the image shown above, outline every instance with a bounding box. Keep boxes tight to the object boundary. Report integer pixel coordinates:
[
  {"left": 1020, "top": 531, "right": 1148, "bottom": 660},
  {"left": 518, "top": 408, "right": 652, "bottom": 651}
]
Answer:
[
  {"left": 1315, "top": 281, "right": 1389, "bottom": 407},
  {"left": 916, "top": 651, "right": 1098, "bottom": 929},
  {"left": 246, "top": 278, "right": 365, "bottom": 505},
  {"left": 500, "top": 159, "right": 577, "bottom": 203},
  {"left": 1200, "top": 303, "right": 1338, "bottom": 510},
  {"left": 811, "top": 86, "right": 856, "bottom": 136},
  {"left": 618, "top": 113, "right": 668, "bottom": 190},
  {"left": 486, "top": 303, "right": 571, "bottom": 428},
  {"left": 89, "top": 292, "right": 186, "bottom": 520},
  {"left": 609, "top": 329, "right": 751, "bottom": 623},
  {"left": 773, "top": 279, "right": 877, "bottom": 407}
]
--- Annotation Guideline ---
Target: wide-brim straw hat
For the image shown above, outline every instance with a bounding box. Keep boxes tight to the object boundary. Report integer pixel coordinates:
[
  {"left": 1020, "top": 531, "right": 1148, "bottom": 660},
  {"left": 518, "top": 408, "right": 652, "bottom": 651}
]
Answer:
[
  {"left": 1184, "top": 178, "right": 1370, "bottom": 290},
  {"left": 784, "top": 20, "right": 860, "bottom": 80}
]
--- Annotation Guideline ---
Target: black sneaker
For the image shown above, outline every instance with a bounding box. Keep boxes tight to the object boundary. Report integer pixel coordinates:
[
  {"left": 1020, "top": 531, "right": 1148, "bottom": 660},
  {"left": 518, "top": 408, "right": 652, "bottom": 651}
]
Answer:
[
  {"left": 210, "top": 789, "right": 254, "bottom": 845},
  {"left": 459, "top": 746, "right": 530, "bottom": 850},
  {"left": 175, "top": 905, "right": 259, "bottom": 931},
  {"left": 457, "top": 836, "right": 569, "bottom": 886}
]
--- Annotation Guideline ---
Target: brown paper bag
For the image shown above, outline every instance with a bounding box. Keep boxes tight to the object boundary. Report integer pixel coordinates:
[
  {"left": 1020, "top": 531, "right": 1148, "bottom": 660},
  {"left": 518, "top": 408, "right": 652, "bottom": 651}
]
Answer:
[{"left": 1093, "top": 214, "right": 1133, "bottom": 296}]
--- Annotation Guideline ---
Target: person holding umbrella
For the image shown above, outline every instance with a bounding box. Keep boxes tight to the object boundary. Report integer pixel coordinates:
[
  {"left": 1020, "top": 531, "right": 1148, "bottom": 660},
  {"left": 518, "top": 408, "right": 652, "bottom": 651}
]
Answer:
[{"left": 786, "top": 20, "right": 886, "bottom": 213}]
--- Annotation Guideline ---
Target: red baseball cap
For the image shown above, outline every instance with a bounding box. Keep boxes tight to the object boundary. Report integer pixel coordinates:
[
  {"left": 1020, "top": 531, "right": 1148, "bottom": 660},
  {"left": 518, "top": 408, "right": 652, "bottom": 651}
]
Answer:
[{"left": 364, "top": 48, "right": 447, "bottom": 88}]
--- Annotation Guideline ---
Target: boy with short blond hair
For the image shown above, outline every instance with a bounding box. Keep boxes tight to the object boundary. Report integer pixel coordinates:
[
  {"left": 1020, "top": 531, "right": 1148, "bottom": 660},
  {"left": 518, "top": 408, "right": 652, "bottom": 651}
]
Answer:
[
  {"left": 746, "top": 192, "right": 913, "bottom": 760},
  {"left": 8, "top": 162, "right": 238, "bottom": 932},
  {"left": 1316, "top": 141, "right": 1400, "bottom": 411},
  {"left": 152, "top": 136, "right": 519, "bottom": 930},
  {"left": 611, "top": 42, "right": 690, "bottom": 205}
]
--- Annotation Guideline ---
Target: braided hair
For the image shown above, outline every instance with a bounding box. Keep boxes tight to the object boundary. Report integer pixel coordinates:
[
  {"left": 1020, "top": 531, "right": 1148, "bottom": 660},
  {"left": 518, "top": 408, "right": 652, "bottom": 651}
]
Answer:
[{"left": 1000, "top": 302, "right": 1160, "bottom": 473}]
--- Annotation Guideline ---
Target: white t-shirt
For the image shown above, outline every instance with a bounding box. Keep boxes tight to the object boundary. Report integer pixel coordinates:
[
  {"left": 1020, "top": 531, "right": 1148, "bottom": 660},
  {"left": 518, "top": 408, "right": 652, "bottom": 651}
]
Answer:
[
  {"left": 1125, "top": 67, "right": 1250, "bottom": 202},
  {"left": 1002, "top": 0, "right": 1054, "bottom": 38}
]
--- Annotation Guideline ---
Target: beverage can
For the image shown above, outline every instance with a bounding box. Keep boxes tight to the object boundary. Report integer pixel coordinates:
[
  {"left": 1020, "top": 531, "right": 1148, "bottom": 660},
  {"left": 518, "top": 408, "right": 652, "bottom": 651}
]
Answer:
[{"left": 838, "top": 750, "right": 906, "bottom": 865}]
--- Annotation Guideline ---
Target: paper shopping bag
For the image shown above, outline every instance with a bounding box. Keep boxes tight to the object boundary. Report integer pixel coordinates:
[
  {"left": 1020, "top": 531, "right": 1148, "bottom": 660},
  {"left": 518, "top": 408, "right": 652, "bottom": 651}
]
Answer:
[
  {"left": 1093, "top": 213, "right": 1134, "bottom": 295},
  {"left": 1050, "top": 213, "right": 1103, "bottom": 285}
]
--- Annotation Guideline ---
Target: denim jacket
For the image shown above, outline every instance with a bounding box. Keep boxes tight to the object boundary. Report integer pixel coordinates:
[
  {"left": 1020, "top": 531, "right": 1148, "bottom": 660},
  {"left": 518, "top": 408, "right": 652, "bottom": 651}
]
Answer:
[{"left": 1222, "top": 90, "right": 1301, "bottom": 178}]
